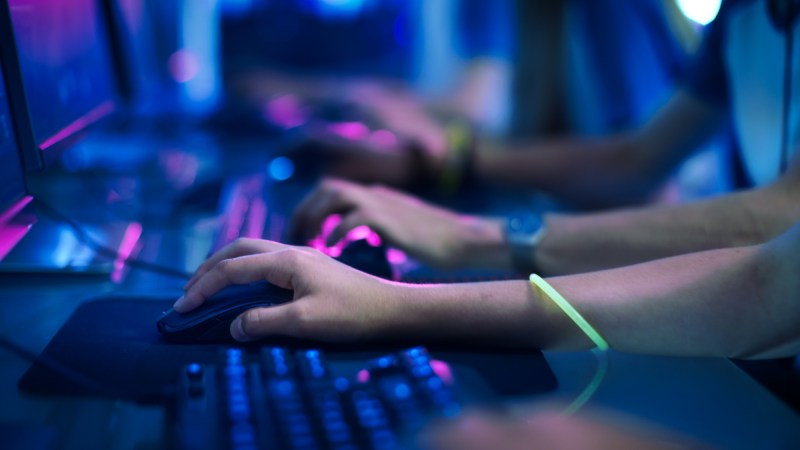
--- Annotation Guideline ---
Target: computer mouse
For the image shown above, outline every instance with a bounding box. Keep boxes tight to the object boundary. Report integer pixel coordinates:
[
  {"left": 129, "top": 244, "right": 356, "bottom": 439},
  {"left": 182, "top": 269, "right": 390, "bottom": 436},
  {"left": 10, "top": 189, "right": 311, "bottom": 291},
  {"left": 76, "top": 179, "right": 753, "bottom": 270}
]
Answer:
[
  {"left": 336, "top": 239, "right": 394, "bottom": 280},
  {"left": 157, "top": 281, "right": 293, "bottom": 343}
]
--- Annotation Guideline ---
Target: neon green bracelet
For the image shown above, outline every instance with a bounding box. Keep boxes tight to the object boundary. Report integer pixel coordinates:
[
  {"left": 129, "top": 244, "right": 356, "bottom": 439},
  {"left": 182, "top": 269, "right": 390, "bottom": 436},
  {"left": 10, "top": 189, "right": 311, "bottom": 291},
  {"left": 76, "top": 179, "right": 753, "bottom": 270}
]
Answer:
[{"left": 529, "top": 274, "right": 609, "bottom": 351}]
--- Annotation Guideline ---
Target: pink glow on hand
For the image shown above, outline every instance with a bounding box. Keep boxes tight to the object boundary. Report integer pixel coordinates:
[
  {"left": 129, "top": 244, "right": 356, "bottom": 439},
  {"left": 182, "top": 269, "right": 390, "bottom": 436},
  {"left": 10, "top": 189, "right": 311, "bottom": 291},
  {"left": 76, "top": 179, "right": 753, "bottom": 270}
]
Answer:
[
  {"left": 263, "top": 95, "right": 308, "bottom": 129},
  {"left": 328, "top": 121, "right": 370, "bottom": 141},
  {"left": 368, "top": 129, "right": 399, "bottom": 151},
  {"left": 310, "top": 214, "right": 382, "bottom": 255},
  {"left": 430, "top": 360, "right": 454, "bottom": 385},
  {"left": 321, "top": 214, "right": 342, "bottom": 238},
  {"left": 168, "top": 49, "right": 200, "bottom": 83},
  {"left": 111, "top": 222, "right": 143, "bottom": 283},
  {"left": 385, "top": 248, "right": 407, "bottom": 264}
]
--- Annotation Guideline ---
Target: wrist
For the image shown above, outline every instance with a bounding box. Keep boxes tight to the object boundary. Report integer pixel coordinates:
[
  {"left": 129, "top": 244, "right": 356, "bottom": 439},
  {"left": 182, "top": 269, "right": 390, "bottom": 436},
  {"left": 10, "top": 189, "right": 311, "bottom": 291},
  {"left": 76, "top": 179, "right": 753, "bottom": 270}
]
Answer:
[{"left": 455, "top": 216, "right": 512, "bottom": 269}]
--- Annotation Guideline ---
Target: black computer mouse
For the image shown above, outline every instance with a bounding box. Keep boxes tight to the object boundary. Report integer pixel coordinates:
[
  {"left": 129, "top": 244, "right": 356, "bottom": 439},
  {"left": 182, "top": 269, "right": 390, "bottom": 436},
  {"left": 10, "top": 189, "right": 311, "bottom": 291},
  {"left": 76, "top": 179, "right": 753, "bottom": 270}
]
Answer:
[
  {"left": 336, "top": 239, "right": 394, "bottom": 280},
  {"left": 156, "top": 281, "right": 293, "bottom": 343}
]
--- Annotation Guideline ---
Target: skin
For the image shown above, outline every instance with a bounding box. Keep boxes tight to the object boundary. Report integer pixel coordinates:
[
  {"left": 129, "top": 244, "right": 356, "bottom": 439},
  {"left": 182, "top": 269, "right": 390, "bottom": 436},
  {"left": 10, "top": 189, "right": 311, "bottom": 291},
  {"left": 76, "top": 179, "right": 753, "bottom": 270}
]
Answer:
[
  {"left": 176, "top": 222, "right": 800, "bottom": 359},
  {"left": 472, "top": 92, "right": 725, "bottom": 207},
  {"left": 289, "top": 150, "right": 800, "bottom": 276},
  {"left": 421, "top": 408, "right": 712, "bottom": 450}
]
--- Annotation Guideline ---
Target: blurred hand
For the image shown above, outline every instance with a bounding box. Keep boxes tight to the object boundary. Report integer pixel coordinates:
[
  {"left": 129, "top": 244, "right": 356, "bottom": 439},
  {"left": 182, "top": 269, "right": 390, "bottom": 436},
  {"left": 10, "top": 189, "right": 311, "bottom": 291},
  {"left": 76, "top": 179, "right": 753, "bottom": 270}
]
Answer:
[
  {"left": 423, "top": 408, "right": 708, "bottom": 450},
  {"left": 291, "top": 178, "right": 507, "bottom": 270},
  {"left": 174, "top": 238, "right": 403, "bottom": 342}
]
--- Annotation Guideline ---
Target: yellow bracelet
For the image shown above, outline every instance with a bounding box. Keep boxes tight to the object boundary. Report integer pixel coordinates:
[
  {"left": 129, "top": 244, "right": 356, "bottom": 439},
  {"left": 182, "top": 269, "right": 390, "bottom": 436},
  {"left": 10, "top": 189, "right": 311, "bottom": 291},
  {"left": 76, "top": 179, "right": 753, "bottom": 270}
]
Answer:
[
  {"left": 529, "top": 274, "right": 609, "bottom": 351},
  {"left": 438, "top": 122, "right": 473, "bottom": 194}
]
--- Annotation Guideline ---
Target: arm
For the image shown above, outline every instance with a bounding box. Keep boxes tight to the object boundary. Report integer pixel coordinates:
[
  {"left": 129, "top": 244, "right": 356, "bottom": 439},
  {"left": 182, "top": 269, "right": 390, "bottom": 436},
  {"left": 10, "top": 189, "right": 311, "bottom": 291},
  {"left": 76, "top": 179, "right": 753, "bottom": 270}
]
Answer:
[
  {"left": 534, "top": 156, "right": 800, "bottom": 274},
  {"left": 177, "top": 223, "right": 800, "bottom": 358},
  {"left": 474, "top": 91, "right": 724, "bottom": 207},
  {"left": 289, "top": 154, "right": 800, "bottom": 275}
]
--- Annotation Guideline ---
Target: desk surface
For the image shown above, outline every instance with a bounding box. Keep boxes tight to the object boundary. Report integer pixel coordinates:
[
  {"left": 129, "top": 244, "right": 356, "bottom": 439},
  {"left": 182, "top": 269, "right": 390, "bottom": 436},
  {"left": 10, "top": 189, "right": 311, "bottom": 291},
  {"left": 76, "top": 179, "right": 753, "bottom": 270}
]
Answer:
[
  {"left": 1, "top": 279, "right": 798, "bottom": 450},
  {"left": 1, "top": 143, "right": 799, "bottom": 450}
]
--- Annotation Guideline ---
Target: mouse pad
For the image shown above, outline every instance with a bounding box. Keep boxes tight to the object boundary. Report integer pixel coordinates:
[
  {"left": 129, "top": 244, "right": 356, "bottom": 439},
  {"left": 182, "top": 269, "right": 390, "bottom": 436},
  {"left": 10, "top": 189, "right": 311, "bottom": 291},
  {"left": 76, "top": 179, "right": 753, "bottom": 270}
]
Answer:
[{"left": 19, "top": 298, "right": 557, "bottom": 403}]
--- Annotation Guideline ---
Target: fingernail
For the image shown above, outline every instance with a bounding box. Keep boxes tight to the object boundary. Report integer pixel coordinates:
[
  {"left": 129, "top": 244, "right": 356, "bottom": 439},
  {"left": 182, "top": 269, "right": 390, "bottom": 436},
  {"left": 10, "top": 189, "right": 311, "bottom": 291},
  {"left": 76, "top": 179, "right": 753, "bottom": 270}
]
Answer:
[
  {"left": 173, "top": 296, "right": 187, "bottom": 313},
  {"left": 231, "top": 317, "right": 248, "bottom": 341}
]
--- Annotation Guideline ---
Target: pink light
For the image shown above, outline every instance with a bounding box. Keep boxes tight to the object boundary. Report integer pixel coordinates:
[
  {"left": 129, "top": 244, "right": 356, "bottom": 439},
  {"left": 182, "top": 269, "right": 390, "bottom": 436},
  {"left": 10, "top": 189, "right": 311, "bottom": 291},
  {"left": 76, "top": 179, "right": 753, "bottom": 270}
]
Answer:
[
  {"left": 328, "top": 121, "right": 370, "bottom": 141},
  {"left": 168, "top": 49, "right": 200, "bottom": 83},
  {"left": 243, "top": 197, "right": 267, "bottom": 239},
  {"left": 160, "top": 151, "right": 199, "bottom": 189},
  {"left": 321, "top": 214, "right": 342, "bottom": 238},
  {"left": 0, "top": 196, "right": 33, "bottom": 225},
  {"left": 111, "top": 222, "right": 143, "bottom": 283},
  {"left": 263, "top": 95, "right": 308, "bottom": 129},
  {"left": 40, "top": 101, "right": 115, "bottom": 151},
  {"left": 311, "top": 214, "right": 382, "bottom": 255},
  {"left": 369, "top": 129, "right": 399, "bottom": 151},
  {"left": 430, "top": 360, "right": 454, "bottom": 385},
  {"left": 327, "top": 245, "right": 343, "bottom": 258},
  {"left": 357, "top": 369, "right": 370, "bottom": 383},
  {"left": 345, "top": 225, "right": 371, "bottom": 241},
  {"left": 0, "top": 196, "right": 35, "bottom": 261},
  {"left": 386, "top": 248, "right": 407, "bottom": 264}
]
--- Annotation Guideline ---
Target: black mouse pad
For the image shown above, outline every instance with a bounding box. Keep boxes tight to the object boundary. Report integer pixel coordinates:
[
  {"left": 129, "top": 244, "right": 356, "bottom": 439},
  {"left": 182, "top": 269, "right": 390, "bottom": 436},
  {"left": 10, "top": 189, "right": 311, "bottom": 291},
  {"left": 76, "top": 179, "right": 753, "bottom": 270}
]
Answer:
[{"left": 19, "top": 298, "right": 557, "bottom": 402}]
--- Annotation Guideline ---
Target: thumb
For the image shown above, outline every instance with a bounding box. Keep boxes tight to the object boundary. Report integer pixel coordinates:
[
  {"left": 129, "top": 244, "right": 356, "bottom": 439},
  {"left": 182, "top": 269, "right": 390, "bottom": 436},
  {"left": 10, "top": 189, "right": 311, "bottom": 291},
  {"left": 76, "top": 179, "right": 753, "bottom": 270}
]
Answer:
[{"left": 230, "top": 303, "right": 301, "bottom": 342}]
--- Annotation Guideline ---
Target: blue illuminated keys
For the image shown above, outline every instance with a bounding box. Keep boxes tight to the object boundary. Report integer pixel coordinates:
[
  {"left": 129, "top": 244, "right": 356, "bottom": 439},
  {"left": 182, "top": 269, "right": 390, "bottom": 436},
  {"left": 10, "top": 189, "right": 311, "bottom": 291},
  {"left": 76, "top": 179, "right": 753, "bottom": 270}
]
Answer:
[{"left": 176, "top": 346, "right": 462, "bottom": 450}]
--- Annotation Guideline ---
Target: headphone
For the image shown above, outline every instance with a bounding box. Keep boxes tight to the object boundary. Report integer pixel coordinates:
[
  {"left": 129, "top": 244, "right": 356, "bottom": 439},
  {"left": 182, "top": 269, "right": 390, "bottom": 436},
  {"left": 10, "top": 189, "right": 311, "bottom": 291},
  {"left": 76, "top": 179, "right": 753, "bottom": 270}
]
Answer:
[{"left": 767, "top": 0, "right": 799, "bottom": 173}]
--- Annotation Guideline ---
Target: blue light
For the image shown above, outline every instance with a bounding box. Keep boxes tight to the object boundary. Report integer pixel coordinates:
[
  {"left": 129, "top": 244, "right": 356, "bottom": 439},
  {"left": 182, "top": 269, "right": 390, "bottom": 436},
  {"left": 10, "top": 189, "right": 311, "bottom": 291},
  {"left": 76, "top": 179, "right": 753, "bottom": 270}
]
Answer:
[
  {"left": 677, "top": 0, "right": 721, "bottom": 26},
  {"left": 268, "top": 156, "right": 295, "bottom": 181},
  {"left": 393, "top": 383, "right": 411, "bottom": 399}
]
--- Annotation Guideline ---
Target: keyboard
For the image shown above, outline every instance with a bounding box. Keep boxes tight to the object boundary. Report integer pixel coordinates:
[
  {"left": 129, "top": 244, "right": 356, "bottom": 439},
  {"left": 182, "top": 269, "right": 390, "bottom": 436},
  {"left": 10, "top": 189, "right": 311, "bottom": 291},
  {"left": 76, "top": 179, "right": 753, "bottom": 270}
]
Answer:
[{"left": 174, "top": 346, "right": 461, "bottom": 450}]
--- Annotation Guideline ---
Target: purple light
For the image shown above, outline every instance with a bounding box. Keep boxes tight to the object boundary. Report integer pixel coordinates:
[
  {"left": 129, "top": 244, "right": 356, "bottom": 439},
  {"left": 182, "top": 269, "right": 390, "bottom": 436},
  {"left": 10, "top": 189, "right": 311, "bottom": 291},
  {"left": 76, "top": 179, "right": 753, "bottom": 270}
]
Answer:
[
  {"left": 385, "top": 248, "right": 407, "bottom": 264},
  {"left": 263, "top": 95, "right": 308, "bottom": 129},
  {"left": 430, "top": 360, "right": 454, "bottom": 385},
  {"left": 40, "top": 101, "right": 115, "bottom": 151},
  {"left": 328, "top": 121, "right": 370, "bottom": 141},
  {"left": 111, "top": 222, "right": 143, "bottom": 283},
  {"left": 369, "top": 129, "right": 399, "bottom": 152},
  {"left": 0, "top": 196, "right": 34, "bottom": 261},
  {"left": 168, "top": 49, "right": 201, "bottom": 83}
]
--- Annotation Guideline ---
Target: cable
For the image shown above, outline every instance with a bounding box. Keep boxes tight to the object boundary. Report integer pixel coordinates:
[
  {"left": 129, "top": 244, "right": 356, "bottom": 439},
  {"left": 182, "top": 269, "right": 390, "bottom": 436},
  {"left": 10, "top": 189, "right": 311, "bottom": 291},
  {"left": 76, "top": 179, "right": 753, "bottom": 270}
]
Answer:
[{"left": 34, "top": 198, "right": 192, "bottom": 280}]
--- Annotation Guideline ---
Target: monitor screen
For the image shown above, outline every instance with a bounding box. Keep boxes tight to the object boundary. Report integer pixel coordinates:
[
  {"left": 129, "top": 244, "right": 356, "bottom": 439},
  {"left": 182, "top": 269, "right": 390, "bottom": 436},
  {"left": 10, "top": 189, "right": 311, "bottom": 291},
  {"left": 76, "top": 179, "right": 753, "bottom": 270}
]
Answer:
[
  {"left": 0, "top": 56, "right": 27, "bottom": 214},
  {"left": 7, "top": 0, "right": 117, "bottom": 156}
]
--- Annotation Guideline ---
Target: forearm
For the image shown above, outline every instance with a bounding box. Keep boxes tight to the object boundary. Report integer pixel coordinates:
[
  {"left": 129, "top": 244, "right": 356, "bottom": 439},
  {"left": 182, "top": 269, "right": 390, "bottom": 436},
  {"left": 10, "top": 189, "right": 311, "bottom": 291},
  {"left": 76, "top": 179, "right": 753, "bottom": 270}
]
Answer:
[
  {"left": 474, "top": 135, "right": 661, "bottom": 207},
  {"left": 537, "top": 183, "right": 800, "bottom": 275},
  {"left": 383, "top": 239, "right": 798, "bottom": 358},
  {"left": 384, "top": 280, "right": 586, "bottom": 350}
]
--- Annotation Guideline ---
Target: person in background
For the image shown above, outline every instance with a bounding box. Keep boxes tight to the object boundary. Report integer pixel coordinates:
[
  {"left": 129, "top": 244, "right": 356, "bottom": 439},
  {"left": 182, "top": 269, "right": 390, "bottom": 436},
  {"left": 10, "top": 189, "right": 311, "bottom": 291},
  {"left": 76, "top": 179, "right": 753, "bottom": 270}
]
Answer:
[{"left": 288, "top": 0, "right": 800, "bottom": 278}]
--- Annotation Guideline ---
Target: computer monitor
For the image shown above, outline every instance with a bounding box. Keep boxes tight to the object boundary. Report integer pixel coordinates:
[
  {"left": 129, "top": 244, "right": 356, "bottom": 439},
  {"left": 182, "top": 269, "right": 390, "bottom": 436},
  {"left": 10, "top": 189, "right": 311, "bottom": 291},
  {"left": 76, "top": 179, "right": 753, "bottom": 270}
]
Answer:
[{"left": 0, "top": 0, "right": 119, "bottom": 170}]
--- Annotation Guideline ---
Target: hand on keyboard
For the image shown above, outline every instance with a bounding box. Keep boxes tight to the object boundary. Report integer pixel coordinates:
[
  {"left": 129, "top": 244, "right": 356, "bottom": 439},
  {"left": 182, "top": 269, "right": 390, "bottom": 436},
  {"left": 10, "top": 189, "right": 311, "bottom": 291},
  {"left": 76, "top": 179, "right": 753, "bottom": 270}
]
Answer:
[{"left": 291, "top": 178, "right": 506, "bottom": 270}]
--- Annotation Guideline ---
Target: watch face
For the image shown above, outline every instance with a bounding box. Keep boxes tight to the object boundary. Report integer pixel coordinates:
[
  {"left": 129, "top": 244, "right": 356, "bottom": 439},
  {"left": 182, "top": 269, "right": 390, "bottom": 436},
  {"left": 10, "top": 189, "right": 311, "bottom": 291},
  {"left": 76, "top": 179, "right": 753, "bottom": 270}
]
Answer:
[{"left": 507, "top": 213, "right": 542, "bottom": 238}]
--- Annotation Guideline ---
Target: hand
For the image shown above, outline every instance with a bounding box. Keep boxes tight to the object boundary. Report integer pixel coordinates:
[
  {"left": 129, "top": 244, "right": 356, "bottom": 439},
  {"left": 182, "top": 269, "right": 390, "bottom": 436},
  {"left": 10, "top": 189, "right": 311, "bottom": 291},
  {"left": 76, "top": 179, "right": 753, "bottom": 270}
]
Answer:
[
  {"left": 174, "top": 238, "right": 404, "bottom": 342},
  {"left": 422, "top": 408, "right": 704, "bottom": 450},
  {"left": 291, "top": 178, "right": 508, "bottom": 270},
  {"left": 296, "top": 122, "right": 421, "bottom": 186}
]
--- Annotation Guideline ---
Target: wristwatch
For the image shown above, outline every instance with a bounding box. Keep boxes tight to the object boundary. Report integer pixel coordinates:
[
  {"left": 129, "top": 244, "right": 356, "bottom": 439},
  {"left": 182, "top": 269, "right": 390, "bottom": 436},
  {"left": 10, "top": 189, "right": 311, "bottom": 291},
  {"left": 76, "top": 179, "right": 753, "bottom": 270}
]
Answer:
[{"left": 505, "top": 212, "right": 546, "bottom": 273}]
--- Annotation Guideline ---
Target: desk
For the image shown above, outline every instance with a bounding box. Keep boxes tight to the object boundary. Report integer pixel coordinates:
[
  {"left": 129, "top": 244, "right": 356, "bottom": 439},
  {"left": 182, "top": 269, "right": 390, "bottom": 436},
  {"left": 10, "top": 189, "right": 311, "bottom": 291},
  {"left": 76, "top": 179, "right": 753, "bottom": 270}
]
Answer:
[
  {"left": 1, "top": 279, "right": 798, "bottom": 449},
  {"left": 1, "top": 146, "right": 798, "bottom": 450}
]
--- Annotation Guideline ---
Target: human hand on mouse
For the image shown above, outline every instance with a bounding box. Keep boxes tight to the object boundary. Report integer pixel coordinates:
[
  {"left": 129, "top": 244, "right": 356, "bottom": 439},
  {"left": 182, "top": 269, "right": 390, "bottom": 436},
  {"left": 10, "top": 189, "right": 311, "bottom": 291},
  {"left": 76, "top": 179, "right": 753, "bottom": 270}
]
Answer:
[
  {"left": 174, "top": 238, "right": 406, "bottom": 342},
  {"left": 291, "top": 178, "right": 510, "bottom": 270}
]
